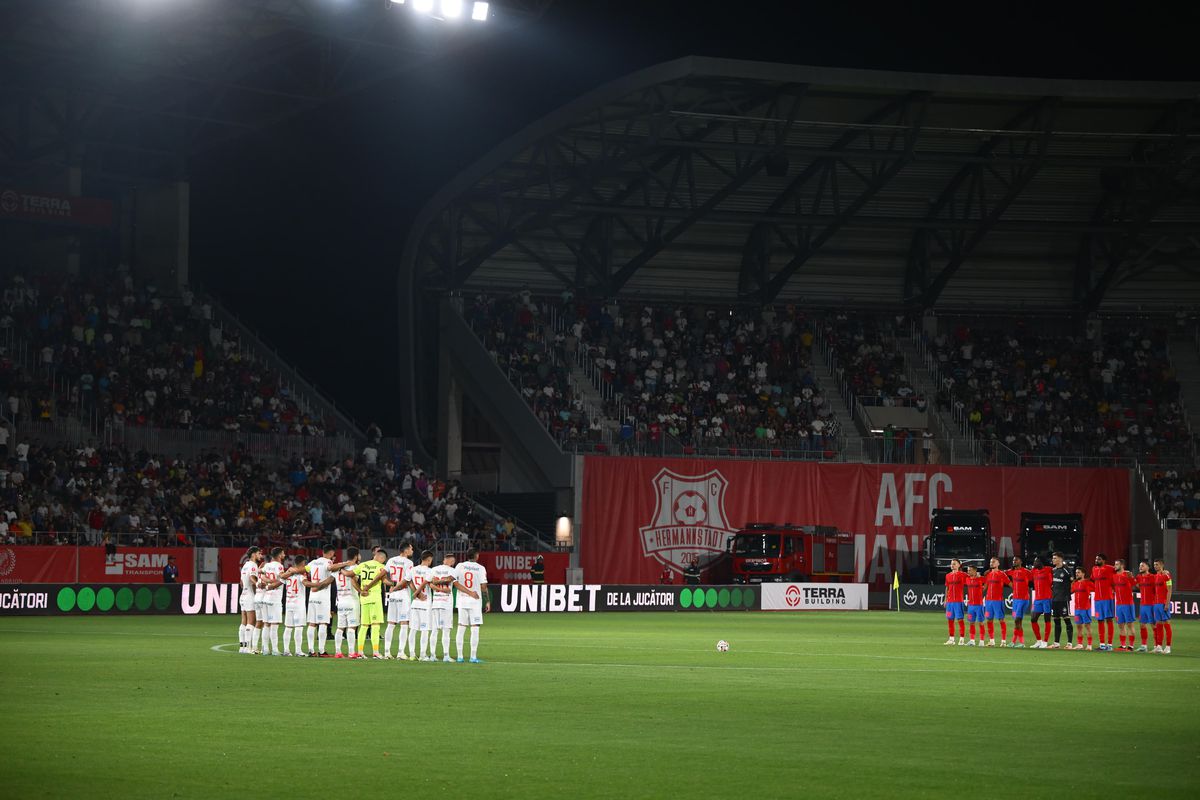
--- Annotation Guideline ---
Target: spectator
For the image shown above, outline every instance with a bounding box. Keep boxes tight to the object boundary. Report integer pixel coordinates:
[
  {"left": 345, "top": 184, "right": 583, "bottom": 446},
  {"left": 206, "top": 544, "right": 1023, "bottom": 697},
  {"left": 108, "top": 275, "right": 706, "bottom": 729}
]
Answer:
[
  {"left": 530, "top": 556, "right": 545, "bottom": 584},
  {"left": 163, "top": 555, "right": 179, "bottom": 584}
]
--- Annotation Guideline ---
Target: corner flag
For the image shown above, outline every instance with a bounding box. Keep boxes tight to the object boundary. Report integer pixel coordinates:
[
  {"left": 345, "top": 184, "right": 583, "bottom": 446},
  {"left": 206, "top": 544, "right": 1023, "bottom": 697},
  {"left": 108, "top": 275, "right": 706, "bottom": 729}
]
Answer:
[{"left": 893, "top": 571, "right": 900, "bottom": 612}]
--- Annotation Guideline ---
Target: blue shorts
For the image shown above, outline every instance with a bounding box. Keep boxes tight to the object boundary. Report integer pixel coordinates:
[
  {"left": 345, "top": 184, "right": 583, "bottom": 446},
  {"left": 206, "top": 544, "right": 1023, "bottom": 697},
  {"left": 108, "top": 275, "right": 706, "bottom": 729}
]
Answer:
[
  {"left": 1093, "top": 599, "right": 1114, "bottom": 620},
  {"left": 967, "top": 605, "right": 985, "bottom": 623},
  {"left": 984, "top": 600, "right": 1005, "bottom": 621},
  {"left": 1116, "top": 604, "right": 1135, "bottom": 624},
  {"left": 945, "top": 602, "right": 965, "bottom": 620},
  {"left": 1139, "top": 605, "right": 1156, "bottom": 625},
  {"left": 1032, "top": 599, "right": 1052, "bottom": 615},
  {"left": 1011, "top": 599, "right": 1030, "bottom": 619},
  {"left": 1073, "top": 608, "right": 1092, "bottom": 625},
  {"left": 1153, "top": 604, "right": 1171, "bottom": 623}
]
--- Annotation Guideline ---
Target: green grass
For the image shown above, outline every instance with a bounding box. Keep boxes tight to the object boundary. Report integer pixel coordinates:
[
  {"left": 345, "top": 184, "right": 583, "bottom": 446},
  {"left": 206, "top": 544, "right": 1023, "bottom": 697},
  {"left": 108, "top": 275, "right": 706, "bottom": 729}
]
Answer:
[{"left": 0, "top": 613, "right": 1197, "bottom": 798}]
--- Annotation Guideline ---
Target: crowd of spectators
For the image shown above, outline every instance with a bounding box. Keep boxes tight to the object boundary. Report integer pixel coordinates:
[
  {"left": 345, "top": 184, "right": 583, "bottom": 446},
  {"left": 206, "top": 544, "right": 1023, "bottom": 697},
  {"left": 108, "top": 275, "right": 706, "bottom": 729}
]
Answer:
[
  {"left": 466, "top": 292, "right": 595, "bottom": 444},
  {"left": 825, "top": 311, "right": 923, "bottom": 409},
  {"left": 0, "top": 439, "right": 520, "bottom": 551},
  {"left": 1, "top": 270, "right": 330, "bottom": 436},
  {"left": 1148, "top": 467, "right": 1200, "bottom": 529},
  {"left": 929, "top": 320, "right": 1192, "bottom": 461}
]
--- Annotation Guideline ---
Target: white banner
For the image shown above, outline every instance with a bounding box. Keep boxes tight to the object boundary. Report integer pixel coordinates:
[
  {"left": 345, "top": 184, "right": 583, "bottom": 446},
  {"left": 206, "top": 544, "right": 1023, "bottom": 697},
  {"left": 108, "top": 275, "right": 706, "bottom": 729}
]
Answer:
[{"left": 761, "top": 583, "right": 868, "bottom": 611}]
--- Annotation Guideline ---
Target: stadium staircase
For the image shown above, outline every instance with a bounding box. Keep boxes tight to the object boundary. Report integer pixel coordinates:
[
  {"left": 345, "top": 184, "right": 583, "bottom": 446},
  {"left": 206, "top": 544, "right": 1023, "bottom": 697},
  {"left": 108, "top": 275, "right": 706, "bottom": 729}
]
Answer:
[
  {"left": 810, "top": 340, "right": 861, "bottom": 450},
  {"left": 894, "top": 335, "right": 969, "bottom": 464}
]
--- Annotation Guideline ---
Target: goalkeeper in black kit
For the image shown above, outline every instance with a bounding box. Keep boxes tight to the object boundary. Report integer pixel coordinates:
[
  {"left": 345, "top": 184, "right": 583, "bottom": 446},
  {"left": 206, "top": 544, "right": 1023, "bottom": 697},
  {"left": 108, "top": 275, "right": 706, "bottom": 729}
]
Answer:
[{"left": 1048, "top": 551, "right": 1074, "bottom": 649}]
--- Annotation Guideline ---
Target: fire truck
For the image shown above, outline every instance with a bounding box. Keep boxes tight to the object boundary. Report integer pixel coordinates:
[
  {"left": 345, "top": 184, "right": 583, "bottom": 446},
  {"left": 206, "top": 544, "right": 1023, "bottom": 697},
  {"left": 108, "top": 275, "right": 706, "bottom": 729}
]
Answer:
[
  {"left": 1019, "top": 512, "right": 1084, "bottom": 569},
  {"left": 727, "top": 523, "right": 856, "bottom": 584},
  {"left": 924, "top": 508, "right": 994, "bottom": 583}
]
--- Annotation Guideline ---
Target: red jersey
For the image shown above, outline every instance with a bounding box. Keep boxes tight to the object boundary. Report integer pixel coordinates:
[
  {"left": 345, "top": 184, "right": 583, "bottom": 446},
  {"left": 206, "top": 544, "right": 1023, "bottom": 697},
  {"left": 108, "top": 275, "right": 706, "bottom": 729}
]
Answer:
[
  {"left": 1030, "top": 566, "right": 1053, "bottom": 601},
  {"left": 1006, "top": 568, "right": 1032, "bottom": 601},
  {"left": 984, "top": 569, "right": 1010, "bottom": 602},
  {"left": 1112, "top": 571, "right": 1136, "bottom": 606},
  {"left": 1091, "top": 564, "right": 1115, "bottom": 601},
  {"left": 1072, "top": 579, "right": 1095, "bottom": 611},
  {"left": 1154, "top": 572, "right": 1171, "bottom": 603},
  {"left": 965, "top": 575, "right": 985, "bottom": 606},
  {"left": 1136, "top": 572, "right": 1158, "bottom": 604},
  {"left": 944, "top": 570, "right": 967, "bottom": 604}
]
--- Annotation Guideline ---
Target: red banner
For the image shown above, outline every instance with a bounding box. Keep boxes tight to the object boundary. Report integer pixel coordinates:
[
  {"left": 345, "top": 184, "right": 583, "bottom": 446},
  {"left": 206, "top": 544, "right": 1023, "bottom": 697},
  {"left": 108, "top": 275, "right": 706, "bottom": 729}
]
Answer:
[
  {"left": 477, "top": 551, "right": 569, "bottom": 584},
  {"left": 581, "top": 457, "right": 1131, "bottom": 588},
  {"left": 0, "top": 187, "right": 114, "bottom": 228},
  {"left": 0, "top": 546, "right": 78, "bottom": 584},
  {"left": 77, "top": 547, "right": 194, "bottom": 583},
  {"left": 1178, "top": 533, "right": 1200, "bottom": 592}
]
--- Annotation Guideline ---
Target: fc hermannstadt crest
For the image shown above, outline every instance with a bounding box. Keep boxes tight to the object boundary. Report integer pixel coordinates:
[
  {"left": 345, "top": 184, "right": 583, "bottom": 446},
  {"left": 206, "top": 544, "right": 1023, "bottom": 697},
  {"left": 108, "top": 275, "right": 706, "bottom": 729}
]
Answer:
[{"left": 639, "top": 468, "right": 736, "bottom": 574}]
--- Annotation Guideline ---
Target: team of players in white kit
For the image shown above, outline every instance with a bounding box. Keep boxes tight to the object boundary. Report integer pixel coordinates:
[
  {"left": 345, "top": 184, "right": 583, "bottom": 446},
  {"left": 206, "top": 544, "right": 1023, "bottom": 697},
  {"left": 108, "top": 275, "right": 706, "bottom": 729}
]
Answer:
[{"left": 236, "top": 542, "right": 490, "bottom": 662}]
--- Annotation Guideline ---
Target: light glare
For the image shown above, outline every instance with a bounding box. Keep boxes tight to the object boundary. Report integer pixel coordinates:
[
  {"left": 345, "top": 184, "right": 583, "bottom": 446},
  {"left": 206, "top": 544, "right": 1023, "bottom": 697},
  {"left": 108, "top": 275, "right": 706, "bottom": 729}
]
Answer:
[
  {"left": 442, "top": 0, "right": 463, "bottom": 17},
  {"left": 471, "top": 1, "right": 488, "bottom": 21},
  {"left": 413, "top": 0, "right": 433, "bottom": 12}
]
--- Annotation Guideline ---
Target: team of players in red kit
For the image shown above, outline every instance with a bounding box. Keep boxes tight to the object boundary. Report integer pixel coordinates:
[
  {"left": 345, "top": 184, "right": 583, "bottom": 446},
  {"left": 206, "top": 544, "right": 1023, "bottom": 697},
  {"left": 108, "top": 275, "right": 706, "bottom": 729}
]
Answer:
[{"left": 943, "top": 553, "right": 1176, "bottom": 653}]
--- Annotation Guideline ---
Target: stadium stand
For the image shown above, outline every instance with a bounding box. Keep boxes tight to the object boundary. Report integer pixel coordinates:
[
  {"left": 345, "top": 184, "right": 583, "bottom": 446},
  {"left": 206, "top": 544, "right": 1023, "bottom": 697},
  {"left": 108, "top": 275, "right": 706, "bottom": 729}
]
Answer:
[{"left": 0, "top": 439, "right": 519, "bottom": 551}]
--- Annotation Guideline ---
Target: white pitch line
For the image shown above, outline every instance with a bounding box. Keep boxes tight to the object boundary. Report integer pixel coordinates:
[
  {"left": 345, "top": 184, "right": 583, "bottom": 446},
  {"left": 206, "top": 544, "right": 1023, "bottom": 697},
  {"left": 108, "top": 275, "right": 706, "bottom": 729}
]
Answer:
[{"left": 483, "top": 660, "right": 1200, "bottom": 675}]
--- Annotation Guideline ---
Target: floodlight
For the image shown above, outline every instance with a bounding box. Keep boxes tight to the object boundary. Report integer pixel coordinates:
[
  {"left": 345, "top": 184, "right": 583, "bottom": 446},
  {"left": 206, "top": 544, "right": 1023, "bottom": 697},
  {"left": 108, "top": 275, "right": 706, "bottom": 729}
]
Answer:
[
  {"left": 414, "top": 0, "right": 434, "bottom": 13},
  {"left": 471, "top": 1, "right": 488, "bottom": 21},
  {"left": 389, "top": 0, "right": 405, "bottom": 5},
  {"left": 442, "top": 0, "right": 463, "bottom": 18}
]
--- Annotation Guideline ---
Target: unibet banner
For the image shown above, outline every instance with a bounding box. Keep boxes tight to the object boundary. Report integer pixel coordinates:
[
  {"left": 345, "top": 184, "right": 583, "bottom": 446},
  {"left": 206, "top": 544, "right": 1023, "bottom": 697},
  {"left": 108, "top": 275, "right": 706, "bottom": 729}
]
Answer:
[
  {"left": 761, "top": 583, "right": 868, "bottom": 611},
  {"left": 490, "top": 584, "right": 760, "bottom": 613},
  {"left": 581, "top": 457, "right": 1130, "bottom": 587}
]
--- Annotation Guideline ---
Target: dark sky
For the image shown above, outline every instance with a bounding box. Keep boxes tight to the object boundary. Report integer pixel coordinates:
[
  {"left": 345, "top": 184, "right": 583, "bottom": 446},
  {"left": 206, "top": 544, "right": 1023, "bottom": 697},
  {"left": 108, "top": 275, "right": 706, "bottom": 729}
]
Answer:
[{"left": 188, "top": 0, "right": 1200, "bottom": 434}]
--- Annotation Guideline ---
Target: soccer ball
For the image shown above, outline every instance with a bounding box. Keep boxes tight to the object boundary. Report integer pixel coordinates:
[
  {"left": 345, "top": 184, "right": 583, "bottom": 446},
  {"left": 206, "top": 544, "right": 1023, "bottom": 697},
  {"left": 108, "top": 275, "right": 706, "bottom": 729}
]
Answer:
[{"left": 716, "top": 640, "right": 729, "bottom": 652}]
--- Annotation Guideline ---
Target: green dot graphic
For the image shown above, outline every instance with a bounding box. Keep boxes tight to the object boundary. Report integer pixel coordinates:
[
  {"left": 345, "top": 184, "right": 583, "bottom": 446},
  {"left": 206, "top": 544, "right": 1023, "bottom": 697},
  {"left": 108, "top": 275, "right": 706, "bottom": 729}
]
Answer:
[
  {"left": 96, "top": 587, "right": 115, "bottom": 612},
  {"left": 679, "top": 588, "right": 692, "bottom": 608},
  {"left": 705, "top": 588, "right": 718, "bottom": 608},
  {"left": 718, "top": 588, "right": 730, "bottom": 608},
  {"left": 57, "top": 587, "right": 77, "bottom": 612},
  {"left": 134, "top": 587, "right": 153, "bottom": 611},
  {"left": 743, "top": 588, "right": 756, "bottom": 608},
  {"left": 731, "top": 587, "right": 743, "bottom": 607},
  {"left": 115, "top": 587, "right": 134, "bottom": 611},
  {"left": 76, "top": 587, "right": 96, "bottom": 612},
  {"left": 692, "top": 588, "right": 706, "bottom": 609},
  {"left": 153, "top": 587, "right": 172, "bottom": 610}
]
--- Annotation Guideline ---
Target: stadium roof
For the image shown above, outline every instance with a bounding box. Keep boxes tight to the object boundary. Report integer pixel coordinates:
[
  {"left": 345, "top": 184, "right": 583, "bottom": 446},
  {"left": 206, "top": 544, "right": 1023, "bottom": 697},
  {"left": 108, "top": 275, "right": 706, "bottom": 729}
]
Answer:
[
  {"left": 0, "top": 0, "right": 553, "bottom": 186},
  {"left": 402, "top": 56, "right": 1200, "bottom": 310}
]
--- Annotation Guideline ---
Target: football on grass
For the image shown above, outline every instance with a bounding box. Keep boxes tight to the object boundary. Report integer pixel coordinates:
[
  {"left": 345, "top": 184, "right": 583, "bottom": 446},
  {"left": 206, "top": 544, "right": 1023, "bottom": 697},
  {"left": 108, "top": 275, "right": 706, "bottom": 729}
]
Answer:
[{"left": 716, "top": 640, "right": 730, "bottom": 652}]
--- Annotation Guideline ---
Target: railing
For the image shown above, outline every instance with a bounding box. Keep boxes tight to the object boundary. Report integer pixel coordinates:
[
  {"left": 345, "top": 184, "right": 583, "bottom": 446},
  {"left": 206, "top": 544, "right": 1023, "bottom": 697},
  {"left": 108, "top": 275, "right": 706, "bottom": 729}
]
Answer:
[{"left": 105, "top": 422, "right": 357, "bottom": 463}]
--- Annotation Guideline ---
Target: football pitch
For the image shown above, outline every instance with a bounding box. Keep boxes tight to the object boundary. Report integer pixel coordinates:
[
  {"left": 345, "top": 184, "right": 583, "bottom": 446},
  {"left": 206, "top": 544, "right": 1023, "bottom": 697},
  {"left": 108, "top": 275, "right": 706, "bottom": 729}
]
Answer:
[{"left": 1, "top": 613, "right": 1196, "bottom": 798}]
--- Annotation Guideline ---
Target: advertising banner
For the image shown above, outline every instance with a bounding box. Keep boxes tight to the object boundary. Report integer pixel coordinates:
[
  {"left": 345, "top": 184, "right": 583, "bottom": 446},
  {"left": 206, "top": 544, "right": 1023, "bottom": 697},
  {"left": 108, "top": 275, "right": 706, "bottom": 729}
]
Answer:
[
  {"left": 77, "top": 547, "right": 194, "bottom": 583},
  {"left": 0, "top": 546, "right": 78, "bottom": 584},
  {"left": 490, "top": 584, "right": 761, "bottom": 613},
  {"left": 761, "top": 583, "right": 868, "bottom": 611},
  {"left": 477, "top": 552, "right": 569, "bottom": 584},
  {"left": 581, "top": 458, "right": 1130, "bottom": 588},
  {"left": 0, "top": 186, "right": 115, "bottom": 227},
  {"left": 0, "top": 584, "right": 180, "bottom": 615},
  {"left": 1177, "top": 533, "right": 1200, "bottom": 591}
]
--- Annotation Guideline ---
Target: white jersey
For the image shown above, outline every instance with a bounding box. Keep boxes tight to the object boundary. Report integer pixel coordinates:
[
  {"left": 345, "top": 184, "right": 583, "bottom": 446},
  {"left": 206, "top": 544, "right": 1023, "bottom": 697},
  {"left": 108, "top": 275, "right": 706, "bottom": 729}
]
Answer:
[
  {"left": 306, "top": 557, "right": 333, "bottom": 600},
  {"left": 284, "top": 571, "right": 306, "bottom": 605},
  {"left": 334, "top": 568, "right": 358, "bottom": 604},
  {"left": 410, "top": 564, "right": 434, "bottom": 611},
  {"left": 454, "top": 561, "right": 487, "bottom": 609},
  {"left": 240, "top": 560, "right": 260, "bottom": 595},
  {"left": 261, "top": 561, "right": 286, "bottom": 602},
  {"left": 430, "top": 564, "right": 456, "bottom": 609},
  {"left": 385, "top": 556, "right": 413, "bottom": 595}
]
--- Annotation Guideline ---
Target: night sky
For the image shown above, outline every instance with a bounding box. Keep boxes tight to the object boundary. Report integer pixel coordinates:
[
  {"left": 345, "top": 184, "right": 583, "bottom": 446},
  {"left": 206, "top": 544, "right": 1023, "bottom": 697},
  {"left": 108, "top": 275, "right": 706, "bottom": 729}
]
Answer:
[{"left": 187, "top": 0, "right": 1200, "bottom": 434}]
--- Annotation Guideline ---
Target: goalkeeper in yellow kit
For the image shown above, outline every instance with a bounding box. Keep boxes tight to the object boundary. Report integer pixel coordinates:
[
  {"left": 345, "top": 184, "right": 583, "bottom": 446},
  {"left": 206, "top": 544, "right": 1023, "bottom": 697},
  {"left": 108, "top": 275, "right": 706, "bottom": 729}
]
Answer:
[{"left": 354, "top": 550, "right": 387, "bottom": 658}]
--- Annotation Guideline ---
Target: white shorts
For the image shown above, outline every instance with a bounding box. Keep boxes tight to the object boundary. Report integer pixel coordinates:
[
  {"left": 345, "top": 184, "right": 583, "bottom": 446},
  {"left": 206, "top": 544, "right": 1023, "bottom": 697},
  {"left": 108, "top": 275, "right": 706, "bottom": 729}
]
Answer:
[
  {"left": 411, "top": 607, "right": 430, "bottom": 631},
  {"left": 285, "top": 603, "right": 306, "bottom": 627},
  {"left": 457, "top": 607, "right": 483, "bottom": 626},
  {"left": 263, "top": 600, "right": 283, "bottom": 625},
  {"left": 254, "top": 594, "right": 266, "bottom": 614},
  {"left": 307, "top": 597, "right": 331, "bottom": 625},
  {"left": 337, "top": 597, "right": 360, "bottom": 629},
  {"left": 386, "top": 592, "right": 410, "bottom": 624},
  {"left": 431, "top": 606, "right": 452, "bottom": 630},
  {"left": 240, "top": 590, "right": 256, "bottom": 613}
]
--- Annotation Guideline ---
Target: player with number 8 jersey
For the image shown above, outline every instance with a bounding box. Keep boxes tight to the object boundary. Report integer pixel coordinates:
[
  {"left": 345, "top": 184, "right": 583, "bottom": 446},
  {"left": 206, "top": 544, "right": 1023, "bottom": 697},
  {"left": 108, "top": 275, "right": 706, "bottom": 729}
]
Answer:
[{"left": 453, "top": 548, "right": 489, "bottom": 663}]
